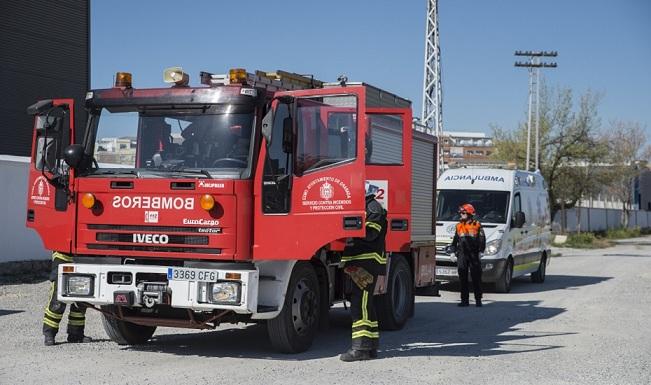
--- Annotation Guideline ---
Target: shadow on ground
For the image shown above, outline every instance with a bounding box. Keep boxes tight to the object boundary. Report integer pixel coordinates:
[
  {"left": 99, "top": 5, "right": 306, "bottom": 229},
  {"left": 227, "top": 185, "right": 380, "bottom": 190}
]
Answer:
[
  {"left": 439, "top": 274, "right": 612, "bottom": 294},
  {"left": 123, "top": 296, "right": 586, "bottom": 361},
  {"left": 0, "top": 309, "right": 24, "bottom": 317}
]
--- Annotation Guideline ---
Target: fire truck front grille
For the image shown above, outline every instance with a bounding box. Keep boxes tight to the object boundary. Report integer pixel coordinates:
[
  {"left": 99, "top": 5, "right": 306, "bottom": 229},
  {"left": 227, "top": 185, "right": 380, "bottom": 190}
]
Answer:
[
  {"left": 88, "top": 224, "right": 221, "bottom": 233},
  {"left": 87, "top": 244, "right": 222, "bottom": 254},
  {"left": 95, "top": 233, "right": 209, "bottom": 245}
]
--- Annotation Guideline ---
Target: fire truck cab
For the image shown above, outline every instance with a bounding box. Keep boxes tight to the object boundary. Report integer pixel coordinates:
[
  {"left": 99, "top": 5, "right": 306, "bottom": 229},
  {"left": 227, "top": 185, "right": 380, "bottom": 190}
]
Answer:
[{"left": 25, "top": 68, "right": 437, "bottom": 353}]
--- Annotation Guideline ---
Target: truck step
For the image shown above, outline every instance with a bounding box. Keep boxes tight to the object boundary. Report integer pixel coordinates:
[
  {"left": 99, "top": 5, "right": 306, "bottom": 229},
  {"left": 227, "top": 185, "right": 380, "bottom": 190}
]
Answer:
[{"left": 257, "top": 305, "right": 278, "bottom": 313}]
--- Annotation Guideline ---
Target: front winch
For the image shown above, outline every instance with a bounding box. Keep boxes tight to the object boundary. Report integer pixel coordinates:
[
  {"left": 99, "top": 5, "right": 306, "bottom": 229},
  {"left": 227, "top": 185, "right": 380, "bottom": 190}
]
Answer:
[{"left": 138, "top": 282, "right": 170, "bottom": 308}]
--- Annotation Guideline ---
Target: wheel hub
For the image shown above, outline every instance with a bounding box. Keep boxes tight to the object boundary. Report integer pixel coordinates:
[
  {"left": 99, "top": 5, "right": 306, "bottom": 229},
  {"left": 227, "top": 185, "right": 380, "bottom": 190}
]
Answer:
[{"left": 291, "top": 279, "right": 317, "bottom": 335}]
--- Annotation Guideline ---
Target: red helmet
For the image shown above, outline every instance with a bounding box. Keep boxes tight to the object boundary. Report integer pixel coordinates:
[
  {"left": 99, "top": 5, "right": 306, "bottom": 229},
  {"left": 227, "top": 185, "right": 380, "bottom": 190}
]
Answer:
[{"left": 459, "top": 203, "right": 475, "bottom": 215}]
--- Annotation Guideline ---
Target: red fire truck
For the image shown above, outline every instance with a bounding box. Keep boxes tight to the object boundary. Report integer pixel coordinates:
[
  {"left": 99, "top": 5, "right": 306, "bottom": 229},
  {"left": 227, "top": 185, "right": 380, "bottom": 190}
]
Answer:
[{"left": 25, "top": 68, "right": 437, "bottom": 353}]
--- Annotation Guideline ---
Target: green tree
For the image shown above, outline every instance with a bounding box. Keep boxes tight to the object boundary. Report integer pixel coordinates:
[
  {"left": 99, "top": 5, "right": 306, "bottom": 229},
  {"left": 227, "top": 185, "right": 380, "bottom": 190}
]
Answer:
[
  {"left": 492, "top": 86, "right": 607, "bottom": 222},
  {"left": 602, "top": 121, "right": 651, "bottom": 227}
]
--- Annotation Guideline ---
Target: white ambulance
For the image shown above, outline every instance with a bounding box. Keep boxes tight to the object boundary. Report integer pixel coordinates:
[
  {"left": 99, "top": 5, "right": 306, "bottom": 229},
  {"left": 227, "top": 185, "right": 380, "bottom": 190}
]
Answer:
[{"left": 435, "top": 168, "right": 552, "bottom": 292}]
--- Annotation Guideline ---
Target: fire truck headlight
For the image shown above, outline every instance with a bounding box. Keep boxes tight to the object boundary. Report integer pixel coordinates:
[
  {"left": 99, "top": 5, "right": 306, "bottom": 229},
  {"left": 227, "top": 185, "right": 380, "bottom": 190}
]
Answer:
[
  {"left": 81, "top": 193, "right": 96, "bottom": 209},
  {"left": 210, "top": 281, "right": 241, "bottom": 304},
  {"left": 200, "top": 194, "right": 215, "bottom": 211},
  {"left": 64, "top": 275, "right": 94, "bottom": 296}
]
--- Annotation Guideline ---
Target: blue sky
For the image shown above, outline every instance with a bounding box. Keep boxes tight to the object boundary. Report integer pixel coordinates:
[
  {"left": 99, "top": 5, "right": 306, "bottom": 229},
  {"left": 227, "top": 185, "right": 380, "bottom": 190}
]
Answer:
[{"left": 91, "top": 0, "right": 651, "bottom": 136}]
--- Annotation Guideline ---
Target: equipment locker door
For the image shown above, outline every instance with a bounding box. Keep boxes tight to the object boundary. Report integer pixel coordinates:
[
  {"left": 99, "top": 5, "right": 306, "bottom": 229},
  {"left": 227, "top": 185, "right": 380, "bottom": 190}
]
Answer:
[
  {"left": 253, "top": 89, "right": 367, "bottom": 260},
  {"left": 26, "top": 99, "right": 77, "bottom": 252}
]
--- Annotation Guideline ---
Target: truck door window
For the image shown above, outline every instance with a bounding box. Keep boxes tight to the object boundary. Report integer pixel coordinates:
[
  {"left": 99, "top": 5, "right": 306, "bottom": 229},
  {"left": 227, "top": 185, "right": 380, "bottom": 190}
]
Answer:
[
  {"left": 366, "top": 114, "right": 403, "bottom": 165},
  {"left": 295, "top": 95, "right": 357, "bottom": 175},
  {"left": 263, "top": 103, "right": 292, "bottom": 213}
]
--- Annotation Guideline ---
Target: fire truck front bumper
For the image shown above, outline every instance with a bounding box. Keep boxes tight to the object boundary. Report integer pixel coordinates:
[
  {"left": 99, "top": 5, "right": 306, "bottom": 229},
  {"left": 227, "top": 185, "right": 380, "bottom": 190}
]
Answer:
[{"left": 57, "top": 264, "right": 258, "bottom": 314}]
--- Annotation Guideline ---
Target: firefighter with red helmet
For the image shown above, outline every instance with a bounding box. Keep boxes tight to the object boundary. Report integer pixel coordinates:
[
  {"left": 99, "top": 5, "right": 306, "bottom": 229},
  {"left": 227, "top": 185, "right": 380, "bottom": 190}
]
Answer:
[
  {"left": 448, "top": 203, "right": 486, "bottom": 307},
  {"left": 339, "top": 192, "right": 387, "bottom": 361},
  {"left": 42, "top": 251, "right": 91, "bottom": 346}
]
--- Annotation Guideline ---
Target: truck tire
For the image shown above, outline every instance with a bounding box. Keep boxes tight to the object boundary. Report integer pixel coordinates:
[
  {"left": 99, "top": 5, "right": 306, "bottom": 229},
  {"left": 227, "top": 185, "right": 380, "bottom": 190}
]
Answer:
[
  {"left": 267, "top": 262, "right": 320, "bottom": 353},
  {"left": 100, "top": 306, "right": 156, "bottom": 345},
  {"left": 494, "top": 258, "right": 513, "bottom": 293},
  {"left": 531, "top": 253, "right": 547, "bottom": 283},
  {"left": 376, "top": 255, "right": 413, "bottom": 331}
]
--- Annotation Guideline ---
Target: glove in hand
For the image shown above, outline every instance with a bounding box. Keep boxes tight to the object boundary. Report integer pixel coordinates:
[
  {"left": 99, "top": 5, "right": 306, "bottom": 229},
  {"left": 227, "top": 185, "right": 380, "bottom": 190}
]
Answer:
[{"left": 344, "top": 266, "right": 374, "bottom": 290}]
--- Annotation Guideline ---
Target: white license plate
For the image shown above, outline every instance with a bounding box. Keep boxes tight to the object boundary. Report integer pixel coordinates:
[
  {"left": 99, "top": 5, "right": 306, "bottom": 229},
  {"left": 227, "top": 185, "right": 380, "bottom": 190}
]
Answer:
[
  {"left": 436, "top": 267, "right": 457, "bottom": 276},
  {"left": 167, "top": 267, "right": 218, "bottom": 282}
]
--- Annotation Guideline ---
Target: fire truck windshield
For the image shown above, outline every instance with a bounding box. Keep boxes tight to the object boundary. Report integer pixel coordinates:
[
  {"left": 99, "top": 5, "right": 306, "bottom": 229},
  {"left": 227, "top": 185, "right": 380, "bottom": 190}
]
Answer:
[{"left": 89, "top": 107, "right": 255, "bottom": 179}]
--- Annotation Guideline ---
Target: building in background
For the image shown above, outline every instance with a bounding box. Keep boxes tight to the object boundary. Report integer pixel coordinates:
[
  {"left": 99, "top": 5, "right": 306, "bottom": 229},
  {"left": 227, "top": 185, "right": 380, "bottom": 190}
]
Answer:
[
  {"left": 1, "top": 0, "right": 89, "bottom": 266},
  {"left": 440, "top": 131, "right": 502, "bottom": 169},
  {"left": 1, "top": 0, "right": 89, "bottom": 156}
]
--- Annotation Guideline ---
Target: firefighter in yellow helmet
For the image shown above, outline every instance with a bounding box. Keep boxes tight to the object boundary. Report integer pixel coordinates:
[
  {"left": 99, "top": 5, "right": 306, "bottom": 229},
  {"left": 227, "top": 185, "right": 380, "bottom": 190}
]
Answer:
[
  {"left": 42, "top": 251, "right": 91, "bottom": 345},
  {"left": 339, "top": 190, "right": 387, "bottom": 361},
  {"left": 448, "top": 203, "right": 486, "bottom": 307}
]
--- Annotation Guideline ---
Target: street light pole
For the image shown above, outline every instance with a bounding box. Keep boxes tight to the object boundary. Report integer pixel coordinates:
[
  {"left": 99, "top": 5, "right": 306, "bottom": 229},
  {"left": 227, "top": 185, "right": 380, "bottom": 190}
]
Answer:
[{"left": 515, "top": 50, "right": 558, "bottom": 171}]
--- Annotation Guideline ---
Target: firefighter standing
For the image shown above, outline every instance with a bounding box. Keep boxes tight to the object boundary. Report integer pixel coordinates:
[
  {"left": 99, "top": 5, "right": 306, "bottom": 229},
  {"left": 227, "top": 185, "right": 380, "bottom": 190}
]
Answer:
[
  {"left": 339, "top": 193, "right": 387, "bottom": 362},
  {"left": 449, "top": 203, "right": 486, "bottom": 307},
  {"left": 42, "top": 251, "right": 91, "bottom": 346}
]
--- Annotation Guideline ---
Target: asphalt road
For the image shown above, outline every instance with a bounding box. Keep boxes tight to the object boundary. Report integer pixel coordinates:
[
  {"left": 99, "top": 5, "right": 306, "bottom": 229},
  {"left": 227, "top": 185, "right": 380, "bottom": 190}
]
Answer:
[{"left": 1, "top": 240, "right": 650, "bottom": 385}]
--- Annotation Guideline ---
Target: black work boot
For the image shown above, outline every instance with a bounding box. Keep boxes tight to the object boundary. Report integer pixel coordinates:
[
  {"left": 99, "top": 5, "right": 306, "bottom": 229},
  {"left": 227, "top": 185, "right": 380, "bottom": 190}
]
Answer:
[
  {"left": 476, "top": 298, "right": 483, "bottom": 307},
  {"left": 67, "top": 334, "right": 92, "bottom": 343},
  {"left": 369, "top": 349, "right": 378, "bottom": 359},
  {"left": 340, "top": 348, "right": 374, "bottom": 362},
  {"left": 44, "top": 331, "right": 56, "bottom": 346},
  {"left": 458, "top": 300, "right": 469, "bottom": 307}
]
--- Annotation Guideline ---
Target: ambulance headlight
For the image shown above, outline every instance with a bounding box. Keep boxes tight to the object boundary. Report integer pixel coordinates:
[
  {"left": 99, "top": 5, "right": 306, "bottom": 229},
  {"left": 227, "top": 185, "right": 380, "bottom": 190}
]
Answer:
[
  {"left": 64, "top": 275, "right": 94, "bottom": 296},
  {"left": 484, "top": 239, "right": 502, "bottom": 256},
  {"left": 210, "top": 281, "right": 241, "bottom": 304}
]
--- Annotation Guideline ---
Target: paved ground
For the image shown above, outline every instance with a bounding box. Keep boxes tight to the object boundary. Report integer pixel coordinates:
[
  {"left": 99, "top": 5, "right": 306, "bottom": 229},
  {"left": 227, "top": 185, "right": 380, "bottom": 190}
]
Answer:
[{"left": 1, "top": 241, "right": 650, "bottom": 385}]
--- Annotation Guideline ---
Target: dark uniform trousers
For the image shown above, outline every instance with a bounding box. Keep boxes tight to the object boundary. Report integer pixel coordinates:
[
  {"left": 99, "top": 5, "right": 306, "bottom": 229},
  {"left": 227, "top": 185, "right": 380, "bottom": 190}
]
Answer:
[
  {"left": 341, "top": 195, "right": 388, "bottom": 351},
  {"left": 458, "top": 255, "right": 482, "bottom": 302},
  {"left": 42, "top": 252, "right": 87, "bottom": 336},
  {"left": 345, "top": 258, "right": 383, "bottom": 350}
]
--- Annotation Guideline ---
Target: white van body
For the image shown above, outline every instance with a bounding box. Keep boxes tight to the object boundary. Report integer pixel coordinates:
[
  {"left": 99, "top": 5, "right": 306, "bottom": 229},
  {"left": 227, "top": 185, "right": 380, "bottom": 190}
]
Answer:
[{"left": 435, "top": 168, "right": 552, "bottom": 292}]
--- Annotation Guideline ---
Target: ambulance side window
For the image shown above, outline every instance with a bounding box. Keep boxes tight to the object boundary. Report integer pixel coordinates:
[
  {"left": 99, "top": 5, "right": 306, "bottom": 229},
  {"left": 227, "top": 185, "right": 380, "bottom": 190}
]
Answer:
[{"left": 512, "top": 192, "right": 521, "bottom": 226}]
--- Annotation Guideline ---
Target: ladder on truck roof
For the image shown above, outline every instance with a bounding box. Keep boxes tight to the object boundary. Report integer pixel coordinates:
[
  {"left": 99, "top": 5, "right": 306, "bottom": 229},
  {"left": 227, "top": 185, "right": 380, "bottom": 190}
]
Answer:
[{"left": 200, "top": 69, "right": 324, "bottom": 91}]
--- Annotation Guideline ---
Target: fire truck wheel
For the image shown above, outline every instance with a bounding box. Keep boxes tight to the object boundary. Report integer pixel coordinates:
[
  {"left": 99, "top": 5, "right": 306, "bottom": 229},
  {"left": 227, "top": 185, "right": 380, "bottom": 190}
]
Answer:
[
  {"left": 376, "top": 255, "right": 413, "bottom": 331},
  {"left": 100, "top": 306, "right": 156, "bottom": 345},
  {"left": 267, "top": 262, "right": 320, "bottom": 353}
]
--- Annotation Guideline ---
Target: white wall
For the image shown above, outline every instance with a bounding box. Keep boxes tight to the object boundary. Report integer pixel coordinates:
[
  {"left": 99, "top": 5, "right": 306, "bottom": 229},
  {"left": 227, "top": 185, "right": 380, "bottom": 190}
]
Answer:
[
  {"left": 553, "top": 206, "right": 651, "bottom": 233},
  {"left": 0, "top": 156, "right": 49, "bottom": 262}
]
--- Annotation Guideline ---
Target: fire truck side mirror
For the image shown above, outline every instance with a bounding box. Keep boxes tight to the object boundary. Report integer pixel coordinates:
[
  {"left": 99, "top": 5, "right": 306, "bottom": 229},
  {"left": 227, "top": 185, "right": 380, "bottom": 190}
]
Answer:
[
  {"left": 261, "top": 110, "right": 273, "bottom": 145},
  {"left": 282, "top": 117, "right": 293, "bottom": 154},
  {"left": 63, "top": 144, "right": 85, "bottom": 169},
  {"left": 26, "top": 99, "right": 54, "bottom": 116}
]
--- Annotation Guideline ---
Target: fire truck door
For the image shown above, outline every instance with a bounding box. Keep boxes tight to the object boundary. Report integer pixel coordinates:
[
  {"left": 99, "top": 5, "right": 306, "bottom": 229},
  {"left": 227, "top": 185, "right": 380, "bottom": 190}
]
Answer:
[
  {"left": 253, "top": 94, "right": 366, "bottom": 260},
  {"left": 25, "top": 99, "right": 77, "bottom": 252}
]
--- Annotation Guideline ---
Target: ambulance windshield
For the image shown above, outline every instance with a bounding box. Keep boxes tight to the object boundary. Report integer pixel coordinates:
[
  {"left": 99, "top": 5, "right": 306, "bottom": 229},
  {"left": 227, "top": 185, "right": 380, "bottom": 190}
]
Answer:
[{"left": 437, "top": 190, "right": 510, "bottom": 224}]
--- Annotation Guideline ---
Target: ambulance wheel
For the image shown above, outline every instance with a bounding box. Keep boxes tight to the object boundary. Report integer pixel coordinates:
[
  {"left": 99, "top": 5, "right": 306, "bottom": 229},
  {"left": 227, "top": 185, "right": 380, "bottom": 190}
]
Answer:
[
  {"left": 377, "top": 255, "right": 413, "bottom": 331},
  {"left": 100, "top": 306, "right": 156, "bottom": 345},
  {"left": 531, "top": 253, "right": 547, "bottom": 283},
  {"left": 267, "top": 262, "right": 320, "bottom": 353},
  {"left": 495, "top": 258, "right": 513, "bottom": 293}
]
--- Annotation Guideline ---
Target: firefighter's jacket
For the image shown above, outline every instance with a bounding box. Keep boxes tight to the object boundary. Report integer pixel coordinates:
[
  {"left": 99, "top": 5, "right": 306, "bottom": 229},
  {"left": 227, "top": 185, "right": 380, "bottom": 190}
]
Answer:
[
  {"left": 450, "top": 219, "right": 486, "bottom": 261},
  {"left": 341, "top": 195, "right": 387, "bottom": 274}
]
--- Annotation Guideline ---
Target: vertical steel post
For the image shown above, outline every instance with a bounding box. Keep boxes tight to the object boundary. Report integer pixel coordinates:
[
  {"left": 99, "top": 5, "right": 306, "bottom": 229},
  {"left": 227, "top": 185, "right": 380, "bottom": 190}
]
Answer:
[{"left": 526, "top": 65, "right": 533, "bottom": 171}]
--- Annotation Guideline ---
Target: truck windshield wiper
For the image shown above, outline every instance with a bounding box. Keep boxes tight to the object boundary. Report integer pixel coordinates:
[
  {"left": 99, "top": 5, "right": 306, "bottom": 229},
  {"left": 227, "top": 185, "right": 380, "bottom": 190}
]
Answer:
[
  {"left": 90, "top": 169, "right": 141, "bottom": 177},
  {"left": 164, "top": 167, "right": 213, "bottom": 179}
]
